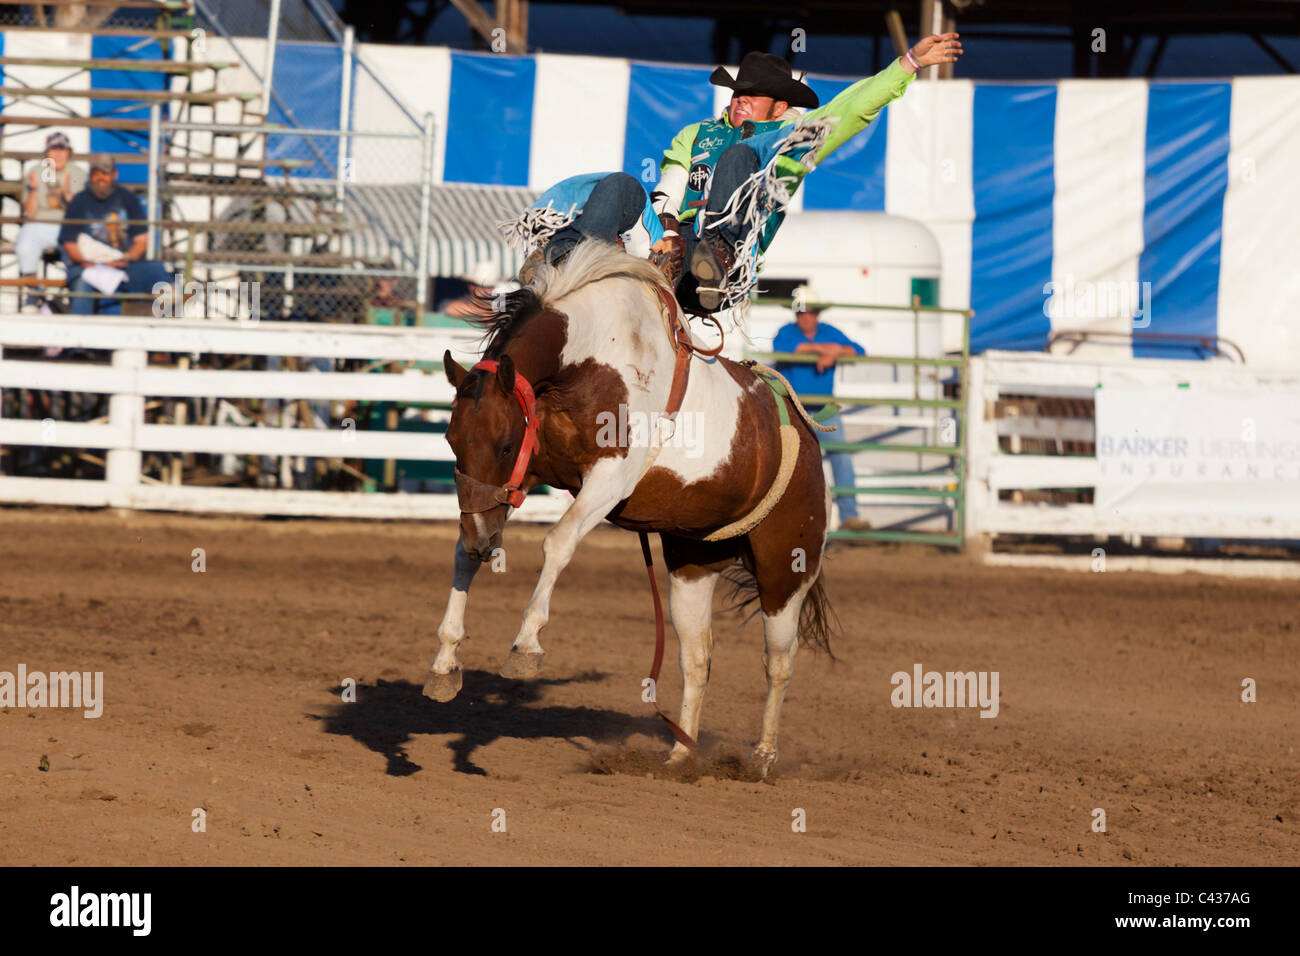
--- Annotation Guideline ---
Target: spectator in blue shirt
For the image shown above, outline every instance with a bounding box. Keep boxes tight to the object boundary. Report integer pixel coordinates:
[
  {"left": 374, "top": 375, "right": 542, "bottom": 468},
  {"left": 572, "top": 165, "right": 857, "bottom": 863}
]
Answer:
[
  {"left": 58, "top": 153, "right": 170, "bottom": 315},
  {"left": 773, "top": 286, "right": 870, "bottom": 531}
]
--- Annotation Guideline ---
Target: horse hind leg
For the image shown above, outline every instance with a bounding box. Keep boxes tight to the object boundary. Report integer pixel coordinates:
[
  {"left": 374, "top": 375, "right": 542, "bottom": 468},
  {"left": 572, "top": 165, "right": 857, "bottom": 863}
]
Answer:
[
  {"left": 753, "top": 576, "right": 815, "bottom": 777},
  {"left": 663, "top": 568, "right": 720, "bottom": 766},
  {"left": 747, "top": 459, "right": 833, "bottom": 777},
  {"left": 660, "top": 535, "right": 735, "bottom": 766}
]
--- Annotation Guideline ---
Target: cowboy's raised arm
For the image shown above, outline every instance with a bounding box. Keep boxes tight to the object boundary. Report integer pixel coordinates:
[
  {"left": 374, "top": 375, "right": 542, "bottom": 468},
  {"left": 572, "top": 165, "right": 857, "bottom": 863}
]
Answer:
[{"left": 801, "top": 33, "right": 962, "bottom": 164}]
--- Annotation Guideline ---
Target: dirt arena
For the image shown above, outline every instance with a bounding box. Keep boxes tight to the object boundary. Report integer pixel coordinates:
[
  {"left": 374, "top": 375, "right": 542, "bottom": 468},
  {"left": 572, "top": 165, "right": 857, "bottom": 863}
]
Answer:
[{"left": 0, "top": 507, "right": 1295, "bottom": 866}]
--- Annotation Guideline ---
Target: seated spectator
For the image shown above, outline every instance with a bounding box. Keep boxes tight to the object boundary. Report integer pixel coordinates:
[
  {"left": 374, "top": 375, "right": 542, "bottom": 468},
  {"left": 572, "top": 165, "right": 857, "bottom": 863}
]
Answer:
[
  {"left": 773, "top": 285, "right": 871, "bottom": 531},
  {"left": 371, "top": 276, "right": 400, "bottom": 308},
  {"left": 58, "top": 153, "right": 170, "bottom": 315},
  {"left": 16, "top": 132, "right": 86, "bottom": 304}
]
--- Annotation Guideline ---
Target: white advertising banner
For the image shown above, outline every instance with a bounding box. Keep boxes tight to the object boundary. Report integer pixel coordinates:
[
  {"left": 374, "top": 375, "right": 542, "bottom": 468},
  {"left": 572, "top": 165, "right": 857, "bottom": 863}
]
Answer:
[{"left": 1095, "top": 386, "right": 1300, "bottom": 517}]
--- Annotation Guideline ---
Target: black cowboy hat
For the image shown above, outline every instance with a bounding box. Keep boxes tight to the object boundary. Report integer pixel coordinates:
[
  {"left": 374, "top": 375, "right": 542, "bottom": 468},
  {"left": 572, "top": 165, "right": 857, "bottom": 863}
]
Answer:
[{"left": 710, "top": 52, "right": 819, "bottom": 109}]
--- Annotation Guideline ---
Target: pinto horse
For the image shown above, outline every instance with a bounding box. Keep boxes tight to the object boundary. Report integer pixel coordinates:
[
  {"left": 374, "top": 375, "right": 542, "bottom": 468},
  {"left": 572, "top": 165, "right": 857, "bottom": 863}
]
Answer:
[{"left": 424, "top": 240, "right": 835, "bottom": 776}]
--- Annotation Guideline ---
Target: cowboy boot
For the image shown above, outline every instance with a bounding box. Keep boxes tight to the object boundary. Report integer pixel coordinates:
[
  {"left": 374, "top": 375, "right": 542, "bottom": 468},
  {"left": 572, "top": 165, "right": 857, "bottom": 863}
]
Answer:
[
  {"left": 519, "top": 235, "right": 576, "bottom": 284},
  {"left": 518, "top": 247, "right": 545, "bottom": 284},
  {"left": 689, "top": 229, "right": 736, "bottom": 311}
]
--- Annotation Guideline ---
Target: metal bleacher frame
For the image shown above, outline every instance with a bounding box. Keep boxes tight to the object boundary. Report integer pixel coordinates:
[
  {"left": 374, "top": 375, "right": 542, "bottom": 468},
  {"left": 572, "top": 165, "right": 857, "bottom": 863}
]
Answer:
[{"left": 0, "top": 0, "right": 282, "bottom": 313}]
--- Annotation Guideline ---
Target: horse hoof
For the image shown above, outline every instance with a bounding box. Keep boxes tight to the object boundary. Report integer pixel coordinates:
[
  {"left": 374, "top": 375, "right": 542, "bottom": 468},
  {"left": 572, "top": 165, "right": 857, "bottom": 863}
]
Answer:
[
  {"left": 753, "top": 746, "right": 777, "bottom": 779},
  {"left": 665, "top": 744, "right": 694, "bottom": 768},
  {"left": 500, "top": 650, "right": 544, "bottom": 679},
  {"left": 423, "top": 669, "right": 462, "bottom": 702}
]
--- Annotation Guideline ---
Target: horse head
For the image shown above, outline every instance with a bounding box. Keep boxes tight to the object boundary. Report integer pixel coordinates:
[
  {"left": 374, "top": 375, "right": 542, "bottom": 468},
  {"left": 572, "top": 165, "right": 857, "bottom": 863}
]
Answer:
[{"left": 444, "top": 350, "right": 535, "bottom": 561}]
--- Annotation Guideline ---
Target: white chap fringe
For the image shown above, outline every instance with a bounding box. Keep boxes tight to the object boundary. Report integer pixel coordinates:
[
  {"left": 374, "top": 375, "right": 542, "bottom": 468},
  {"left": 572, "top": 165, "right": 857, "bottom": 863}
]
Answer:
[
  {"left": 499, "top": 201, "right": 577, "bottom": 253},
  {"left": 698, "top": 116, "right": 837, "bottom": 314}
]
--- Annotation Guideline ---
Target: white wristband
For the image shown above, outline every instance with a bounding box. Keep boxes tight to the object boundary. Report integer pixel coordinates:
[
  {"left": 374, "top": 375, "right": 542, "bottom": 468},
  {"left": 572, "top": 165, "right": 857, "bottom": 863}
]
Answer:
[{"left": 904, "top": 48, "right": 921, "bottom": 72}]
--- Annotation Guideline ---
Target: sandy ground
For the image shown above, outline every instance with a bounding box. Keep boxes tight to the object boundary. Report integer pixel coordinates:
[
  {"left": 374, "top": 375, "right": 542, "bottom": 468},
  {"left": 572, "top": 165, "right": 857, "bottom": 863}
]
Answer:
[{"left": 0, "top": 507, "right": 1295, "bottom": 866}]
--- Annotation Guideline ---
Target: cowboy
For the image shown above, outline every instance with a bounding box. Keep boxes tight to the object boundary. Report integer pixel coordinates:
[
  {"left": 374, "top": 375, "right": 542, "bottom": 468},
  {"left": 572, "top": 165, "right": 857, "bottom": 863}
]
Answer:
[
  {"left": 517, "top": 34, "right": 962, "bottom": 313},
  {"left": 659, "top": 36, "right": 962, "bottom": 310}
]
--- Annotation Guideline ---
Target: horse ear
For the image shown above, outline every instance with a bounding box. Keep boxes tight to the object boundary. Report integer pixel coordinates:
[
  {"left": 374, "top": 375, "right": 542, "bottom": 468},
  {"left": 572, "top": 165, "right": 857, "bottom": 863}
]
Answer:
[
  {"left": 497, "top": 353, "right": 516, "bottom": 397},
  {"left": 445, "top": 350, "right": 469, "bottom": 389}
]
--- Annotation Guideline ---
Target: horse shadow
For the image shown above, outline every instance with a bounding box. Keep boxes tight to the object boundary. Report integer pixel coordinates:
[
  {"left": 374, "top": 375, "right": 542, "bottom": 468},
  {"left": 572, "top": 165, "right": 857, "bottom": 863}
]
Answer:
[{"left": 308, "top": 670, "right": 665, "bottom": 777}]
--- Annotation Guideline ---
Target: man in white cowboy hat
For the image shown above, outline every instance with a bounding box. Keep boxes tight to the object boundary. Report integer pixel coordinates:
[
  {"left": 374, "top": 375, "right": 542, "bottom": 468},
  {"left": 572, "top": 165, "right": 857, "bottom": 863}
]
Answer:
[
  {"left": 15, "top": 131, "right": 86, "bottom": 301},
  {"left": 773, "top": 284, "right": 871, "bottom": 531},
  {"left": 441, "top": 260, "right": 508, "bottom": 317}
]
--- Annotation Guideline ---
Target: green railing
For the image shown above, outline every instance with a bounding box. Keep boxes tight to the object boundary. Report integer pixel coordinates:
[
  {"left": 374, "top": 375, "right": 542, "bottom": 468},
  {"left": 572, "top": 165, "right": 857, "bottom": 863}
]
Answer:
[{"left": 748, "top": 296, "right": 973, "bottom": 548}]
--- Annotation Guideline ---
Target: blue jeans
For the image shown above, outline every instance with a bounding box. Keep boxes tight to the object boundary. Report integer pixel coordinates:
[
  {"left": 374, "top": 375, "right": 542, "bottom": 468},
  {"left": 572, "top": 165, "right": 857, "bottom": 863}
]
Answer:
[
  {"left": 545, "top": 172, "right": 651, "bottom": 262},
  {"left": 816, "top": 410, "right": 859, "bottom": 522},
  {"left": 65, "top": 259, "right": 172, "bottom": 315},
  {"left": 15, "top": 222, "right": 62, "bottom": 275}
]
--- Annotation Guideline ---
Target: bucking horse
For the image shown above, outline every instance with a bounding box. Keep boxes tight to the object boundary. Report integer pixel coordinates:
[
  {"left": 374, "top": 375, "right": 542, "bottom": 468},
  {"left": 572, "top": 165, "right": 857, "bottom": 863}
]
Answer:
[{"left": 424, "top": 240, "right": 836, "bottom": 776}]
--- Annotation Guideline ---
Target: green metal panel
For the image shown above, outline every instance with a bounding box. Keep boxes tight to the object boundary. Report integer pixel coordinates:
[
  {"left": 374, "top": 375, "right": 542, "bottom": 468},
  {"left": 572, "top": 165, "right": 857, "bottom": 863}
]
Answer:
[{"left": 751, "top": 297, "right": 973, "bottom": 550}]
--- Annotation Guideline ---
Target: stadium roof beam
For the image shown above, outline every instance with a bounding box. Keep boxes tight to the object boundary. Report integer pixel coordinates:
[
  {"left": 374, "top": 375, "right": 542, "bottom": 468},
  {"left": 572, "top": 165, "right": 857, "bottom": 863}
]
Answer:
[
  {"left": 1252, "top": 33, "right": 1298, "bottom": 73},
  {"left": 606, "top": 0, "right": 1300, "bottom": 34},
  {"left": 447, "top": 0, "right": 529, "bottom": 53},
  {"left": 596, "top": 0, "right": 1300, "bottom": 77}
]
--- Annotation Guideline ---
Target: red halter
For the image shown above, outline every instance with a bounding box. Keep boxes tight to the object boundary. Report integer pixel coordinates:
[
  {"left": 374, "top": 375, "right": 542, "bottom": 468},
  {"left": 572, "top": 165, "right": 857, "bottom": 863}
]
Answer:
[{"left": 452, "top": 359, "right": 540, "bottom": 512}]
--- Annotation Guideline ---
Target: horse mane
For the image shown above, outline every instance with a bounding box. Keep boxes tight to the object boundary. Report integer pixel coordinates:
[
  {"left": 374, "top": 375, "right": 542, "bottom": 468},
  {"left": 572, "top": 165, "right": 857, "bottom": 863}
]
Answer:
[
  {"left": 527, "top": 239, "right": 670, "bottom": 311},
  {"left": 461, "top": 240, "right": 670, "bottom": 360}
]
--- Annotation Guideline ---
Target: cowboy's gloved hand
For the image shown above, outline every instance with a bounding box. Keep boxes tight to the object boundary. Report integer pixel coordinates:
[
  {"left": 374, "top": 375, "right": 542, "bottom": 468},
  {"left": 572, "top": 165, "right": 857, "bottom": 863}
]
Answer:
[
  {"left": 650, "top": 234, "right": 684, "bottom": 256},
  {"left": 652, "top": 214, "right": 683, "bottom": 254},
  {"left": 911, "top": 32, "right": 963, "bottom": 68}
]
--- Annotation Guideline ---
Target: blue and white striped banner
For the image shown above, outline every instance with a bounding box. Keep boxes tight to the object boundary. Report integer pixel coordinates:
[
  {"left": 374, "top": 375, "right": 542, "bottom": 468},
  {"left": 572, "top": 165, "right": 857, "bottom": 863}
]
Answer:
[{"left": 332, "top": 48, "right": 1295, "bottom": 361}]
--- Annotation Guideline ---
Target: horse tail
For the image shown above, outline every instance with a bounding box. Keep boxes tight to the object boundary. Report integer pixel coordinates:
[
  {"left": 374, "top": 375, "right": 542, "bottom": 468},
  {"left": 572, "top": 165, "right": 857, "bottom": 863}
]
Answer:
[
  {"left": 797, "top": 570, "right": 838, "bottom": 660},
  {"left": 722, "top": 551, "right": 839, "bottom": 660}
]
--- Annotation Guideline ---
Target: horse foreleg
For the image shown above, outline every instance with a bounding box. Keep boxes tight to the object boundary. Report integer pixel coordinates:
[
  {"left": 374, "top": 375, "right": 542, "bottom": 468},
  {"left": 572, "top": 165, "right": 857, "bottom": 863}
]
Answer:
[
  {"left": 664, "top": 568, "right": 721, "bottom": 765},
  {"left": 501, "top": 456, "right": 635, "bottom": 679},
  {"left": 424, "top": 539, "right": 483, "bottom": 701}
]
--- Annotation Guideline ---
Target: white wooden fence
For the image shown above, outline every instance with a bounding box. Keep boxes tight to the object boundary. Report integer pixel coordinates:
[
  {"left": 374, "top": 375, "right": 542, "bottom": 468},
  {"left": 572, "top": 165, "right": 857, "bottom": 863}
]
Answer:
[
  {"left": 965, "top": 350, "right": 1300, "bottom": 543},
  {"left": 0, "top": 313, "right": 572, "bottom": 521},
  {"left": 14, "top": 317, "right": 1296, "bottom": 545}
]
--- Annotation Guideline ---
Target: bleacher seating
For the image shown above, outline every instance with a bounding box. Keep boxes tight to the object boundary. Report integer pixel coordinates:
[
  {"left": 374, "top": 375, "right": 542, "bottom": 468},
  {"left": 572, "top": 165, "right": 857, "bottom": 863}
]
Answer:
[{"left": 0, "top": 0, "right": 367, "bottom": 315}]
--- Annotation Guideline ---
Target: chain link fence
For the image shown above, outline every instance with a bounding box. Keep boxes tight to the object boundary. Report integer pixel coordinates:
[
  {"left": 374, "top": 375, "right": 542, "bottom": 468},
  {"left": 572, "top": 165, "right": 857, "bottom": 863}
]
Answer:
[{"left": 155, "top": 120, "right": 430, "bottom": 324}]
